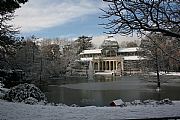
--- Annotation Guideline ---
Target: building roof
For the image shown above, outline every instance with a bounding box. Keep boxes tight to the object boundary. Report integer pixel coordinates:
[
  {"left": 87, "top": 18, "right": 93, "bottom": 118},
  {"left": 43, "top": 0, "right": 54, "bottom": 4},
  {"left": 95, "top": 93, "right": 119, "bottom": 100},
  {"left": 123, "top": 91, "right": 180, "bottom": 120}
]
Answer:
[
  {"left": 80, "top": 56, "right": 146, "bottom": 61},
  {"left": 80, "top": 49, "right": 102, "bottom": 55},
  {"left": 118, "top": 47, "right": 140, "bottom": 53},
  {"left": 101, "top": 40, "right": 119, "bottom": 48},
  {"left": 80, "top": 47, "right": 142, "bottom": 55}
]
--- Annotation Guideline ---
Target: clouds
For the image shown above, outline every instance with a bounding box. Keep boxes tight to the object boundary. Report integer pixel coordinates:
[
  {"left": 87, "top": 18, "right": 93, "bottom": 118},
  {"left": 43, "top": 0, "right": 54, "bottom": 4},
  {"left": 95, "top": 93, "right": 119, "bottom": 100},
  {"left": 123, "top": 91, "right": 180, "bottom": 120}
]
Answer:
[
  {"left": 12, "top": 0, "right": 139, "bottom": 42},
  {"left": 13, "top": 0, "right": 106, "bottom": 33}
]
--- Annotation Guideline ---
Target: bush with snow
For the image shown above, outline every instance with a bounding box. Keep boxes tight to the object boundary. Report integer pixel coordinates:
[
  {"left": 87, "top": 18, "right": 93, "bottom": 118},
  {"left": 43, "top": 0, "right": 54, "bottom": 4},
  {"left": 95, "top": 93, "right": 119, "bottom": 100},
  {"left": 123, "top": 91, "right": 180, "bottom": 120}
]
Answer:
[
  {"left": 157, "top": 98, "right": 173, "bottom": 105},
  {"left": 110, "top": 99, "right": 173, "bottom": 107},
  {"left": 4, "top": 83, "right": 47, "bottom": 104},
  {"left": 143, "top": 99, "right": 157, "bottom": 105},
  {"left": 24, "top": 97, "right": 38, "bottom": 105},
  {"left": 70, "top": 104, "right": 79, "bottom": 107},
  {"left": 110, "top": 99, "right": 126, "bottom": 107},
  {"left": 0, "top": 92, "right": 4, "bottom": 99},
  {"left": 131, "top": 100, "right": 143, "bottom": 105}
]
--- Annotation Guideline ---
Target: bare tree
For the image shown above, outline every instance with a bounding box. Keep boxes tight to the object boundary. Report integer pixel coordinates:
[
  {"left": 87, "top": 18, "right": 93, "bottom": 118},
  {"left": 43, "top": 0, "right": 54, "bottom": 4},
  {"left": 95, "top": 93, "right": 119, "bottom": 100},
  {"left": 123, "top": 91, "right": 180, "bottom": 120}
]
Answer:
[
  {"left": 101, "top": 0, "right": 180, "bottom": 38},
  {"left": 140, "top": 33, "right": 162, "bottom": 89},
  {"left": 142, "top": 33, "right": 180, "bottom": 67},
  {"left": 140, "top": 32, "right": 180, "bottom": 89}
]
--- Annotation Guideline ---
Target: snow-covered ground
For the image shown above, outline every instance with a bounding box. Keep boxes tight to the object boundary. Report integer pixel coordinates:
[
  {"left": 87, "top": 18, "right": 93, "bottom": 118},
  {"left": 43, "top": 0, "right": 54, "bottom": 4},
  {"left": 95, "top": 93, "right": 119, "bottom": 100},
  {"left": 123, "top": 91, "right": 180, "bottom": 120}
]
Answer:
[
  {"left": 149, "top": 72, "right": 180, "bottom": 76},
  {"left": 95, "top": 71, "right": 180, "bottom": 76},
  {"left": 0, "top": 100, "right": 180, "bottom": 120},
  {"left": 0, "top": 73, "right": 180, "bottom": 119}
]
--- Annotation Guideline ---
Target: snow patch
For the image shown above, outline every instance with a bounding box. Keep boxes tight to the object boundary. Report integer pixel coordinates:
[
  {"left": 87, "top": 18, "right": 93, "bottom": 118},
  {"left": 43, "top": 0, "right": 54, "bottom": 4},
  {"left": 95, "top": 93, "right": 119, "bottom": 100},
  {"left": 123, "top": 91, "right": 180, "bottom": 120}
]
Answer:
[
  {"left": 149, "top": 72, "right": 180, "bottom": 76},
  {"left": 0, "top": 100, "right": 180, "bottom": 120},
  {"left": 123, "top": 56, "right": 146, "bottom": 60}
]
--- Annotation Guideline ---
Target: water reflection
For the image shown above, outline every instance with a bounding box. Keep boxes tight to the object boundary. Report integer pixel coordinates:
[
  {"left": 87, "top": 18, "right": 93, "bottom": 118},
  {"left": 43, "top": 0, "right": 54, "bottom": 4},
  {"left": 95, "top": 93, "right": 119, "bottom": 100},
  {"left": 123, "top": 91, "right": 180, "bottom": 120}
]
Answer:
[
  {"left": 40, "top": 75, "right": 180, "bottom": 106},
  {"left": 87, "top": 61, "right": 94, "bottom": 81}
]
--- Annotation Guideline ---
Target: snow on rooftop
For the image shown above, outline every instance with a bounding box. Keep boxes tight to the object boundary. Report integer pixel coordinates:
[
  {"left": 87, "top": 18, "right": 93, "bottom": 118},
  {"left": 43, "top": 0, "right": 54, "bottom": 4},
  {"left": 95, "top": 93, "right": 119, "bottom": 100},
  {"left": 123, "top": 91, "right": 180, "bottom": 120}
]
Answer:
[
  {"left": 118, "top": 47, "right": 140, "bottom": 53},
  {"left": 80, "top": 57, "right": 93, "bottom": 61},
  {"left": 80, "top": 49, "right": 102, "bottom": 55},
  {"left": 79, "top": 47, "right": 143, "bottom": 55},
  {"left": 123, "top": 56, "right": 146, "bottom": 60}
]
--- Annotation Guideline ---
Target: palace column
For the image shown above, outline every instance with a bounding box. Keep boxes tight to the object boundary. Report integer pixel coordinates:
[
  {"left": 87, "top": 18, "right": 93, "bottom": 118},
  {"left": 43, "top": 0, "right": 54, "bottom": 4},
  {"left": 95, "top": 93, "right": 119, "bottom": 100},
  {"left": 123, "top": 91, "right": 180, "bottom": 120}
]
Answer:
[
  {"left": 114, "top": 61, "right": 116, "bottom": 70},
  {"left": 109, "top": 61, "right": 111, "bottom": 71},
  {"left": 106, "top": 61, "right": 109, "bottom": 70},
  {"left": 105, "top": 61, "right": 107, "bottom": 70},
  {"left": 121, "top": 61, "right": 124, "bottom": 73},
  {"left": 116, "top": 61, "right": 118, "bottom": 70},
  {"left": 98, "top": 61, "right": 100, "bottom": 71},
  {"left": 102, "top": 61, "right": 104, "bottom": 71},
  {"left": 113, "top": 61, "right": 115, "bottom": 70}
]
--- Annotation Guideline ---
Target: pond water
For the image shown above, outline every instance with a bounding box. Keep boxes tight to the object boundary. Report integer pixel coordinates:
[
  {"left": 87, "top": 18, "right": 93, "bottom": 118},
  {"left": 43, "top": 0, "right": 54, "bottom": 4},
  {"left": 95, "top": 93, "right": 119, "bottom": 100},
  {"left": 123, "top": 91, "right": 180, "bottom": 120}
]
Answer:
[{"left": 39, "top": 75, "right": 180, "bottom": 106}]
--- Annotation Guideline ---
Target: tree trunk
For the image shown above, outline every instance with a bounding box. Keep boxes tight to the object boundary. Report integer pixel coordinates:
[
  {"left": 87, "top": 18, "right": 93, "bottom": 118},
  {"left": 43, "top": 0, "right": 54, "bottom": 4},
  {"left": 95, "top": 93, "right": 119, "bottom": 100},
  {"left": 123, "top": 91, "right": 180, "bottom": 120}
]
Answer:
[{"left": 155, "top": 48, "right": 160, "bottom": 90}]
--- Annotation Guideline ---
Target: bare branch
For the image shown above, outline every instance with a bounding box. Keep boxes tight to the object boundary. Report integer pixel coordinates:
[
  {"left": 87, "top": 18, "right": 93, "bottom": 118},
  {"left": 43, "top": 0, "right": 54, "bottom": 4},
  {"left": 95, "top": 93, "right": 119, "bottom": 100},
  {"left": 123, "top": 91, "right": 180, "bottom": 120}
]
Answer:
[{"left": 101, "top": 0, "right": 180, "bottom": 38}]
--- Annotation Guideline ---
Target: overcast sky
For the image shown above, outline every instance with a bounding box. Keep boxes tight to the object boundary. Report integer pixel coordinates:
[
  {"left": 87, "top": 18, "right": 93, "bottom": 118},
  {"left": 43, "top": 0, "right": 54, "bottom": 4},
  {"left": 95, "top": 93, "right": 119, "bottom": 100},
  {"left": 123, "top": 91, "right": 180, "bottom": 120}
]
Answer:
[{"left": 13, "top": 0, "right": 139, "bottom": 43}]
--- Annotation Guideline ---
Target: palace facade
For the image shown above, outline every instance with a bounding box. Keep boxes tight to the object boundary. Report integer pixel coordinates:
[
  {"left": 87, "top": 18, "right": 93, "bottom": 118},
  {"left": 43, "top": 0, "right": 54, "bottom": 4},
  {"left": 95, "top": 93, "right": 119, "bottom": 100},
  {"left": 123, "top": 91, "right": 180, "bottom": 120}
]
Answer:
[{"left": 79, "top": 36, "right": 146, "bottom": 75}]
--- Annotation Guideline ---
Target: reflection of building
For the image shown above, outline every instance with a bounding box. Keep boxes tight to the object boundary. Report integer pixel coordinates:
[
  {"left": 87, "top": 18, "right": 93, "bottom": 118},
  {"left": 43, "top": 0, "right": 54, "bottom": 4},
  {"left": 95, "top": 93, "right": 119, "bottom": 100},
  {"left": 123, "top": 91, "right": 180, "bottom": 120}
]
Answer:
[{"left": 79, "top": 36, "right": 145, "bottom": 75}]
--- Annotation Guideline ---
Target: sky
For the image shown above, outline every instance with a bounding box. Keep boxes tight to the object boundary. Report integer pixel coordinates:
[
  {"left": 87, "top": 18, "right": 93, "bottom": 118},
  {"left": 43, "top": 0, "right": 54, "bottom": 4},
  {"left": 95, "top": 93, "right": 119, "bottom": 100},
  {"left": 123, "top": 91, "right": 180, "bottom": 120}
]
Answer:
[{"left": 13, "top": 0, "right": 139, "bottom": 44}]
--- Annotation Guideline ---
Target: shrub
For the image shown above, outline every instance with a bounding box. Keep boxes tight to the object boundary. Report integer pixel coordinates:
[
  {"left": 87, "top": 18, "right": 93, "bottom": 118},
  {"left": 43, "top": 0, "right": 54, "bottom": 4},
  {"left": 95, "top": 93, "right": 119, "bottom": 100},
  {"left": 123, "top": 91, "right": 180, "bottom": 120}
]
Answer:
[{"left": 4, "top": 83, "right": 47, "bottom": 104}]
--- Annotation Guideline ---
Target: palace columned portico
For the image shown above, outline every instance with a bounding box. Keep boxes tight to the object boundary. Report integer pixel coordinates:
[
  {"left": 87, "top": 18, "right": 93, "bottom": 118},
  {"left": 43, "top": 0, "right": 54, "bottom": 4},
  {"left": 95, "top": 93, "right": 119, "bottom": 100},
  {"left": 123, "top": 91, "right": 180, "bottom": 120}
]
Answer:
[
  {"left": 92, "top": 57, "right": 124, "bottom": 75},
  {"left": 79, "top": 36, "right": 146, "bottom": 75}
]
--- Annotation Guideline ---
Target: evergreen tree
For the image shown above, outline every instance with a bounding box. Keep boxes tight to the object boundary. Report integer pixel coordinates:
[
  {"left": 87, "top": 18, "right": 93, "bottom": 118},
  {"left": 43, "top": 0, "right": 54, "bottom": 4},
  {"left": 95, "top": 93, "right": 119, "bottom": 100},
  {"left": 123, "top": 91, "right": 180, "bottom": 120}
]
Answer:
[{"left": 0, "top": 0, "right": 28, "bottom": 62}]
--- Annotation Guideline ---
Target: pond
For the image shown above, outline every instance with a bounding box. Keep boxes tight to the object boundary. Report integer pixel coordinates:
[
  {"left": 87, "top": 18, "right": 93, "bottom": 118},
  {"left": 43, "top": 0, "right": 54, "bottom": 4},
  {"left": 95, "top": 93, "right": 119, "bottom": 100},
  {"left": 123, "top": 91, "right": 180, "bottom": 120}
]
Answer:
[{"left": 39, "top": 75, "right": 180, "bottom": 106}]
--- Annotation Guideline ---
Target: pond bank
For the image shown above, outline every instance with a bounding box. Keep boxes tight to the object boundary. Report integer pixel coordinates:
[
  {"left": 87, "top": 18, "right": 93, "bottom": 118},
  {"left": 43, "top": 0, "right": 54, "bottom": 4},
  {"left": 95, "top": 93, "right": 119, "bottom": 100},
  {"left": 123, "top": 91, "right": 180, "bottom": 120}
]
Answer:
[{"left": 0, "top": 100, "right": 180, "bottom": 120}]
